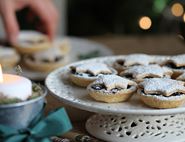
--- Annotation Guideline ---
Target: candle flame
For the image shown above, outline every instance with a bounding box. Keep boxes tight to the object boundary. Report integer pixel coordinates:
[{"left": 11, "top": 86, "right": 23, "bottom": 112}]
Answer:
[{"left": 0, "top": 65, "right": 3, "bottom": 83}]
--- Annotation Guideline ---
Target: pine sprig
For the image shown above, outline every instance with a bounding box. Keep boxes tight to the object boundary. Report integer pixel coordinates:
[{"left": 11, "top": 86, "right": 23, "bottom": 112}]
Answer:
[{"left": 14, "top": 65, "right": 23, "bottom": 75}]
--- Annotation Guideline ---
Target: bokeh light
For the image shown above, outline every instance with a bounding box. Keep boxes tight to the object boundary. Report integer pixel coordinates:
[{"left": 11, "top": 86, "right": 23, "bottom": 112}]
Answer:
[
  {"left": 139, "top": 16, "right": 152, "bottom": 30},
  {"left": 183, "top": 14, "right": 185, "bottom": 22},
  {"left": 171, "top": 3, "right": 184, "bottom": 17}
]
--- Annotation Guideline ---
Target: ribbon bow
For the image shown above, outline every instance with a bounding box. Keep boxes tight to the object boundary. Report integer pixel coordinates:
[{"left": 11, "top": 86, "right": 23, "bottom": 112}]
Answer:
[{"left": 0, "top": 108, "right": 72, "bottom": 142}]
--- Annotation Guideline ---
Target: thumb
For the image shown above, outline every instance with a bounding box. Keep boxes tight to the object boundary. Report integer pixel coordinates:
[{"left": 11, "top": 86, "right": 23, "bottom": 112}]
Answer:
[{"left": 0, "top": 1, "right": 19, "bottom": 44}]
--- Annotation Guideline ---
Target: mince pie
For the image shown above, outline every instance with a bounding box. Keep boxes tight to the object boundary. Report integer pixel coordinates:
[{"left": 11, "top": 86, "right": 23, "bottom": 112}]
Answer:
[
  {"left": 113, "top": 54, "right": 155, "bottom": 72},
  {"left": 138, "top": 78, "right": 185, "bottom": 108},
  {"left": 87, "top": 75, "right": 137, "bottom": 103},
  {"left": 14, "top": 31, "right": 51, "bottom": 54},
  {"left": 120, "top": 65, "right": 173, "bottom": 82},
  {"left": 162, "top": 54, "right": 185, "bottom": 77},
  {"left": 23, "top": 40, "right": 70, "bottom": 72},
  {"left": 0, "top": 46, "right": 20, "bottom": 69},
  {"left": 70, "top": 63, "right": 117, "bottom": 87}
]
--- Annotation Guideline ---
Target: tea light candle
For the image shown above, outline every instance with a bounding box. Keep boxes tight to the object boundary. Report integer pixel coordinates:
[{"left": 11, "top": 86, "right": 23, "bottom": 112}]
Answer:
[{"left": 0, "top": 65, "right": 32, "bottom": 101}]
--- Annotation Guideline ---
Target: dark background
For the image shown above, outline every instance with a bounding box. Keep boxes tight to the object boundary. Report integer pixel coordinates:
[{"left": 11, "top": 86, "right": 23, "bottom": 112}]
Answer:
[
  {"left": 67, "top": 0, "right": 184, "bottom": 36},
  {"left": 16, "top": 0, "right": 185, "bottom": 37}
]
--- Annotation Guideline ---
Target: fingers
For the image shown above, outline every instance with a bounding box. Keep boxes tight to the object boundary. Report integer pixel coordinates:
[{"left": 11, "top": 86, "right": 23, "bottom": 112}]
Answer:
[
  {"left": 0, "top": 0, "right": 58, "bottom": 43},
  {"left": 0, "top": 1, "right": 19, "bottom": 44},
  {"left": 29, "top": 0, "right": 58, "bottom": 40},
  {"left": 45, "top": 0, "right": 59, "bottom": 38}
]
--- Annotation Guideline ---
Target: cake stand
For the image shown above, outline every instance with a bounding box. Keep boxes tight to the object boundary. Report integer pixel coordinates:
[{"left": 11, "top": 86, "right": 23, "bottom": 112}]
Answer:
[{"left": 46, "top": 56, "right": 185, "bottom": 142}]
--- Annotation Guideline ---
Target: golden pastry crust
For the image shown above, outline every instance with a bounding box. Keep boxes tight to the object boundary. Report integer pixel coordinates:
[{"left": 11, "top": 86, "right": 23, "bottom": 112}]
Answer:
[
  {"left": 69, "top": 63, "right": 117, "bottom": 87},
  {"left": 176, "top": 72, "right": 185, "bottom": 81},
  {"left": 137, "top": 89, "right": 185, "bottom": 109},
  {"left": 87, "top": 75, "right": 137, "bottom": 103},
  {"left": 137, "top": 78, "right": 185, "bottom": 108},
  {"left": 89, "top": 87, "right": 136, "bottom": 103},
  {"left": 23, "top": 55, "right": 68, "bottom": 72},
  {"left": 120, "top": 65, "right": 173, "bottom": 82},
  {"left": 23, "top": 39, "right": 70, "bottom": 72},
  {"left": 0, "top": 47, "right": 20, "bottom": 68},
  {"left": 69, "top": 74, "right": 96, "bottom": 87},
  {"left": 0, "top": 55, "right": 20, "bottom": 68},
  {"left": 57, "top": 39, "right": 70, "bottom": 55}
]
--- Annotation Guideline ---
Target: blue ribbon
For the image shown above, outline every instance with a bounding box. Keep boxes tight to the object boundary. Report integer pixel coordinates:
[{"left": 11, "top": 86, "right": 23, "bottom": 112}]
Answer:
[{"left": 0, "top": 108, "right": 72, "bottom": 142}]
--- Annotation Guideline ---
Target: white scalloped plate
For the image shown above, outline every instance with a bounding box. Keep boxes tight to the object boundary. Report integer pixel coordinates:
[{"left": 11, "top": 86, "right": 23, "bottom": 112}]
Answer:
[{"left": 45, "top": 55, "right": 185, "bottom": 115}]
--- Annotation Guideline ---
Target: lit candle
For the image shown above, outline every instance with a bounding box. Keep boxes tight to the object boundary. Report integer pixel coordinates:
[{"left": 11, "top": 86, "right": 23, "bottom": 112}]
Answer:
[{"left": 0, "top": 65, "right": 32, "bottom": 101}]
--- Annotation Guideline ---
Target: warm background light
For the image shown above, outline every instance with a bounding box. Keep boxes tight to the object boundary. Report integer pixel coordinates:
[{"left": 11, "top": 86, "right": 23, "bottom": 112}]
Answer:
[
  {"left": 171, "top": 3, "right": 184, "bottom": 17},
  {"left": 0, "top": 65, "right": 3, "bottom": 83},
  {"left": 139, "top": 16, "right": 152, "bottom": 30},
  {"left": 183, "top": 14, "right": 185, "bottom": 22}
]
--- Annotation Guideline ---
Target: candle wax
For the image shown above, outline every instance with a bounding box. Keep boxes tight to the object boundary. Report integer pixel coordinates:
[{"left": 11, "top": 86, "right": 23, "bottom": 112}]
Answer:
[{"left": 0, "top": 74, "right": 32, "bottom": 101}]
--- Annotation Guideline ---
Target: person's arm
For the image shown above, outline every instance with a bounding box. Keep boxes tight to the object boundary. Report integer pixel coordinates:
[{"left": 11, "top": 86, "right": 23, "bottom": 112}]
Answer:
[{"left": 0, "top": 0, "right": 58, "bottom": 44}]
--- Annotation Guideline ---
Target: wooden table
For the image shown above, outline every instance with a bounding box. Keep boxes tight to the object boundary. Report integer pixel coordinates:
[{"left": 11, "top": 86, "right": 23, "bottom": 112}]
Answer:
[
  {"left": 90, "top": 35, "right": 185, "bottom": 55},
  {"left": 45, "top": 35, "right": 185, "bottom": 138}
]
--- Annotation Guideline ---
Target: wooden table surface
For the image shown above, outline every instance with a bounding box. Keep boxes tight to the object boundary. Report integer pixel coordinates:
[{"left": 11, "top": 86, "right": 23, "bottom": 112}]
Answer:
[{"left": 45, "top": 35, "right": 185, "bottom": 138}]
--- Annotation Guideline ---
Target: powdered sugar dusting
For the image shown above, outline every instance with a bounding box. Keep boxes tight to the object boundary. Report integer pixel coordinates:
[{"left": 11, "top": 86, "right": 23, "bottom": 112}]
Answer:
[
  {"left": 93, "top": 75, "right": 136, "bottom": 90},
  {"left": 122, "top": 65, "right": 172, "bottom": 79},
  {"left": 124, "top": 54, "right": 154, "bottom": 66},
  {"left": 139, "top": 90, "right": 185, "bottom": 101},
  {"left": 18, "top": 31, "right": 47, "bottom": 48},
  {"left": 33, "top": 46, "right": 63, "bottom": 62},
  {"left": 139, "top": 78, "right": 185, "bottom": 97},
  {"left": 0, "top": 47, "right": 17, "bottom": 58},
  {"left": 168, "top": 54, "right": 185, "bottom": 66},
  {"left": 73, "top": 63, "right": 112, "bottom": 75}
]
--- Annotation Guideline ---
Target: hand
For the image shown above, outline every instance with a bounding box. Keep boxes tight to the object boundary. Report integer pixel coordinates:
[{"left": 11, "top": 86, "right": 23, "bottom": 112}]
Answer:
[{"left": 0, "top": 0, "right": 58, "bottom": 44}]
